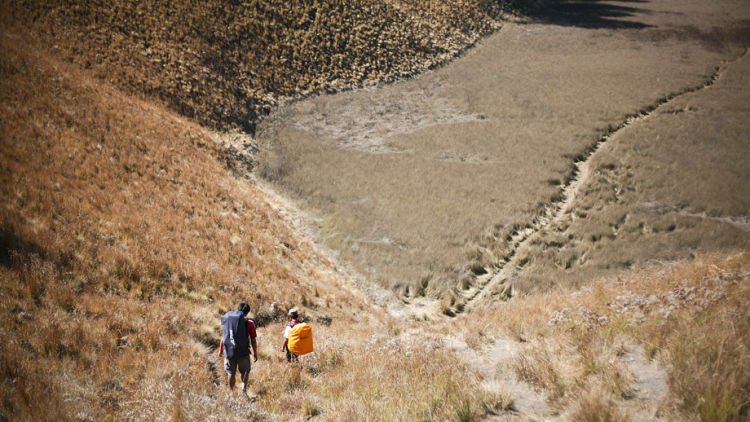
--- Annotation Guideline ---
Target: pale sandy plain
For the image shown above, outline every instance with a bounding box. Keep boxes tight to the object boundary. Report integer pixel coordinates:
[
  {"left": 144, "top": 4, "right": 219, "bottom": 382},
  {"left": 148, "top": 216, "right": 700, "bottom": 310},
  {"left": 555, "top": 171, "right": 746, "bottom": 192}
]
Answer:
[{"left": 258, "top": 0, "right": 750, "bottom": 311}]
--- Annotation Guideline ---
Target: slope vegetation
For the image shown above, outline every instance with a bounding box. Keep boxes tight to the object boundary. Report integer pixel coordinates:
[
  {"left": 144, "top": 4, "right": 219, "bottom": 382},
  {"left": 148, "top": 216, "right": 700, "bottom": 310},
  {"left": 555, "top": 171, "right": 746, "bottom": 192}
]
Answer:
[
  {"left": 0, "top": 25, "right": 495, "bottom": 420},
  {"left": 5, "top": 0, "right": 505, "bottom": 132},
  {"left": 255, "top": 0, "right": 750, "bottom": 313},
  {"left": 2, "top": 1, "right": 750, "bottom": 421}
]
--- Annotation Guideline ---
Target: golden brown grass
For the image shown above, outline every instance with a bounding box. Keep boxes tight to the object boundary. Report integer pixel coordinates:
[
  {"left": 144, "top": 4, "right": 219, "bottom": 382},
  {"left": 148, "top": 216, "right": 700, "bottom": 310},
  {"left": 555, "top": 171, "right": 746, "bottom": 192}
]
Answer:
[
  {"left": 0, "top": 26, "right": 489, "bottom": 420},
  {"left": 245, "top": 325, "right": 489, "bottom": 421},
  {"left": 3, "top": 6, "right": 749, "bottom": 420},
  {"left": 0, "top": 23, "right": 331, "bottom": 313},
  {"left": 0, "top": 25, "right": 321, "bottom": 418}
]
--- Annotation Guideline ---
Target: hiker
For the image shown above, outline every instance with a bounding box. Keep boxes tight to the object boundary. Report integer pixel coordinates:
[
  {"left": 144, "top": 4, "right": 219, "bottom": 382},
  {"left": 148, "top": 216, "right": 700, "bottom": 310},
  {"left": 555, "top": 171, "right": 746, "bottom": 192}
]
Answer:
[
  {"left": 281, "top": 307, "right": 300, "bottom": 362},
  {"left": 219, "top": 302, "right": 258, "bottom": 392}
]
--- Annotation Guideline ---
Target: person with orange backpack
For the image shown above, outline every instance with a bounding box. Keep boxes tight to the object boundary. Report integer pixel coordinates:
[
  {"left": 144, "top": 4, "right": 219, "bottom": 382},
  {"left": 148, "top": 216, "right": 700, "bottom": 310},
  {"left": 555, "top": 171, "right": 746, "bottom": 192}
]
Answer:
[
  {"left": 281, "top": 308, "right": 314, "bottom": 362},
  {"left": 281, "top": 308, "right": 300, "bottom": 362}
]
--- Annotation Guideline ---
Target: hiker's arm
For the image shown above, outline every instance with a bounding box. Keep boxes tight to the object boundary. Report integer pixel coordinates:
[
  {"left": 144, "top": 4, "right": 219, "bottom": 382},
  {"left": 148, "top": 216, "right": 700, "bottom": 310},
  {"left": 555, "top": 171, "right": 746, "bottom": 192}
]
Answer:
[
  {"left": 281, "top": 338, "right": 288, "bottom": 353},
  {"left": 218, "top": 341, "right": 224, "bottom": 357},
  {"left": 251, "top": 337, "right": 258, "bottom": 362}
]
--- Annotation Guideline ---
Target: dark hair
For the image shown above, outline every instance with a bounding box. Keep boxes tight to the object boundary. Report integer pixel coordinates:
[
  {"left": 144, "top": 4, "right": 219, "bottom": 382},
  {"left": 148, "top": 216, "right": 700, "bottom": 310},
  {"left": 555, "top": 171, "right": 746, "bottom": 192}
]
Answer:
[{"left": 238, "top": 302, "right": 250, "bottom": 315}]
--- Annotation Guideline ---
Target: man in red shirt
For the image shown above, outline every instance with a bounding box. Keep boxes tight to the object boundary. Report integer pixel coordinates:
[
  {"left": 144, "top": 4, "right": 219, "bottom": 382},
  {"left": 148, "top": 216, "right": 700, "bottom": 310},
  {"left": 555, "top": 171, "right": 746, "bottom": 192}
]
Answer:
[{"left": 219, "top": 302, "right": 258, "bottom": 393}]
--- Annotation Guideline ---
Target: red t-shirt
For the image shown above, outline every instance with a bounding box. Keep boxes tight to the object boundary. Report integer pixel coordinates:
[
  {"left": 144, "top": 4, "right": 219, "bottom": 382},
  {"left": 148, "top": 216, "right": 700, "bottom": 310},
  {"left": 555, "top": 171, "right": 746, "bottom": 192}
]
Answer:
[{"left": 247, "top": 319, "right": 257, "bottom": 339}]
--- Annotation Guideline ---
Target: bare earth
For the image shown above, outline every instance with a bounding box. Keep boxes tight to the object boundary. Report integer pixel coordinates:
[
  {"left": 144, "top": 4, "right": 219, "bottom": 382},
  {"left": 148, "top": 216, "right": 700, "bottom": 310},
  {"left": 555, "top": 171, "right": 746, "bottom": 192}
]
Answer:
[{"left": 257, "top": 0, "right": 750, "bottom": 305}]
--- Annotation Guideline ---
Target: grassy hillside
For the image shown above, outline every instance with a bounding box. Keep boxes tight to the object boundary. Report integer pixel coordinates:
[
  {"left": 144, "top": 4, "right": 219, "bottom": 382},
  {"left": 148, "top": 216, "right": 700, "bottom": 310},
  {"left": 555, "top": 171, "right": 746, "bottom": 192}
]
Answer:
[
  {"left": 5, "top": 0, "right": 506, "bottom": 133},
  {"left": 0, "top": 25, "right": 494, "bottom": 420}
]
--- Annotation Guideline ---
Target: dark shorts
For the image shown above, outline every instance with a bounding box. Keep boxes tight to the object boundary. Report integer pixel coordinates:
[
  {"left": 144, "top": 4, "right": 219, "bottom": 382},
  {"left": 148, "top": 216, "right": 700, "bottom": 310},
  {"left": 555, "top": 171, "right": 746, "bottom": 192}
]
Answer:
[{"left": 224, "top": 355, "right": 251, "bottom": 378}]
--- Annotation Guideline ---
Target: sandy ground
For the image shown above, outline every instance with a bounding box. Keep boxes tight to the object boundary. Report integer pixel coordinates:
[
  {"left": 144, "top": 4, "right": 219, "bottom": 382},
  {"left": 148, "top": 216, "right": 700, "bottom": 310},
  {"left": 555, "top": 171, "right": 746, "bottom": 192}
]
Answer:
[{"left": 257, "top": 0, "right": 750, "bottom": 303}]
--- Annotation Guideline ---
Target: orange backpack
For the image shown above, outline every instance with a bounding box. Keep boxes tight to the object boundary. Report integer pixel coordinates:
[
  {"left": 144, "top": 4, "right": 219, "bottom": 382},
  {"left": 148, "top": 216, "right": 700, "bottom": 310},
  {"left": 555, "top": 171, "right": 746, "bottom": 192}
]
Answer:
[{"left": 287, "top": 322, "right": 313, "bottom": 356}]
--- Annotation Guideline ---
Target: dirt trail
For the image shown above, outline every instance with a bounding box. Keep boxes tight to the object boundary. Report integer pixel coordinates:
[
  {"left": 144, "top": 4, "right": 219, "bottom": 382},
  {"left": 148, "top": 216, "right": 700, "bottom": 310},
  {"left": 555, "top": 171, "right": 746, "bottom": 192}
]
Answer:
[
  {"left": 502, "top": 44, "right": 750, "bottom": 296},
  {"left": 246, "top": 2, "right": 750, "bottom": 416},
  {"left": 257, "top": 0, "right": 750, "bottom": 307}
]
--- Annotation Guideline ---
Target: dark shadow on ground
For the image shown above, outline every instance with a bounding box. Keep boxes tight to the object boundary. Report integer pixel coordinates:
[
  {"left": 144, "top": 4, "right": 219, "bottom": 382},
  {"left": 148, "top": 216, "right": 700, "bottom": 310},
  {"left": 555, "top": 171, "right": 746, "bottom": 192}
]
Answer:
[
  {"left": 627, "top": 21, "right": 750, "bottom": 51},
  {"left": 0, "top": 227, "right": 48, "bottom": 268},
  {"left": 508, "top": 0, "right": 653, "bottom": 29}
]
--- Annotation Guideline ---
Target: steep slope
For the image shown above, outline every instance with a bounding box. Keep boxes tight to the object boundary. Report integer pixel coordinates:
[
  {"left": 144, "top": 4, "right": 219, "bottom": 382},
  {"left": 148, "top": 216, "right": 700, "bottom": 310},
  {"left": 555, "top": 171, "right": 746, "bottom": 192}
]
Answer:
[
  {"left": 0, "top": 25, "right": 323, "bottom": 418},
  {"left": 3, "top": 2, "right": 749, "bottom": 420}
]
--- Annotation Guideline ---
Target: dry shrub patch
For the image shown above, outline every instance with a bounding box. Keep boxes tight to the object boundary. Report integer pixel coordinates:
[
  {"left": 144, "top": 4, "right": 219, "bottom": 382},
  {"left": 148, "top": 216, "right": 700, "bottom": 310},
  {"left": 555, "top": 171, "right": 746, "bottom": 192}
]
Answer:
[
  {"left": 569, "top": 390, "right": 630, "bottom": 422},
  {"left": 233, "top": 323, "right": 487, "bottom": 421},
  {"left": 316, "top": 344, "right": 482, "bottom": 420}
]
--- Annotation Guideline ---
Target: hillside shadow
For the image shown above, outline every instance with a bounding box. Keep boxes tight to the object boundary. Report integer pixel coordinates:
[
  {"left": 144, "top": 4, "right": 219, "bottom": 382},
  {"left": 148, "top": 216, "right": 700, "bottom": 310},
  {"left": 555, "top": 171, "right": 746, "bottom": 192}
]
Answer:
[{"left": 510, "top": 0, "right": 653, "bottom": 30}]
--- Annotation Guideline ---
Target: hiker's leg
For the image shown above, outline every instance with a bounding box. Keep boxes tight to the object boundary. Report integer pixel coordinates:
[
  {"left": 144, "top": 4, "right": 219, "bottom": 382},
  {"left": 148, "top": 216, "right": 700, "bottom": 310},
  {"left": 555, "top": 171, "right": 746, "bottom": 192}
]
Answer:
[
  {"left": 238, "top": 356, "right": 251, "bottom": 392},
  {"left": 224, "top": 357, "right": 238, "bottom": 390}
]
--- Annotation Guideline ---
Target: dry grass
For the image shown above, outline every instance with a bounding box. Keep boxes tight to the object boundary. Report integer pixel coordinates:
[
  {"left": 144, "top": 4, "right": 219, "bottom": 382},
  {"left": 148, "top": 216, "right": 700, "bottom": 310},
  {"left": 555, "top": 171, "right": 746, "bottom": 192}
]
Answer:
[
  {"left": 0, "top": 25, "right": 320, "bottom": 418},
  {"left": 4, "top": 0, "right": 507, "bottom": 132},
  {"left": 203, "top": 319, "right": 493, "bottom": 421},
  {"left": 569, "top": 390, "right": 630, "bottom": 422},
  {"left": 2, "top": 3, "right": 749, "bottom": 420},
  {"left": 0, "top": 25, "right": 489, "bottom": 420},
  {"left": 455, "top": 251, "right": 750, "bottom": 420},
  {"left": 0, "top": 27, "right": 322, "bottom": 312}
]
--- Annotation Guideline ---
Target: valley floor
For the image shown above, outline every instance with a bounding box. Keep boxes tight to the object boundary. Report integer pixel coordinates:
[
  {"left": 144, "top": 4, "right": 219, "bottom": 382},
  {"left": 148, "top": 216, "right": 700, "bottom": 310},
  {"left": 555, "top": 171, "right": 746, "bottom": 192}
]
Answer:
[{"left": 257, "top": 0, "right": 750, "bottom": 314}]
